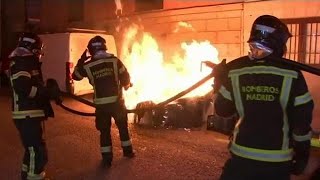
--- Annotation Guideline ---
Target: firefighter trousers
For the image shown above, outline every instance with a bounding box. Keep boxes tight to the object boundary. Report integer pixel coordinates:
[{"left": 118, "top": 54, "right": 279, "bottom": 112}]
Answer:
[
  {"left": 13, "top": 117, "right": 48, "bottom": 180},
  {"left": 219, "top": 154, "right": 291, "bottom": 180},
  {"left": 95, "top": 102, "right": 133, "bottom": 162}
]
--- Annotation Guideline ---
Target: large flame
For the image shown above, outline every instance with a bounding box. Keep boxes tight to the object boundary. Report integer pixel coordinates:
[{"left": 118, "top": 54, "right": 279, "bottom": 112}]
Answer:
[{"left": 120, "top": 23, "right": 220, "bottom": 109}]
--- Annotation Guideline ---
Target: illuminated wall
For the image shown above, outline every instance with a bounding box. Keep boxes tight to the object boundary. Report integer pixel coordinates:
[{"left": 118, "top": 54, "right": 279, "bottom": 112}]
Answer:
[{"left": 163, "top": 0, "right": 243, "bottom": 9}]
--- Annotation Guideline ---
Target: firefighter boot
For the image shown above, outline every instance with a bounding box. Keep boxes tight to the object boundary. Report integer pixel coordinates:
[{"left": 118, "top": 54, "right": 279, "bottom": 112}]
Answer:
[
  {"left": 123, "top": 146, "right": 135, "bottom": 158},
  {"left": 101, "top": 153, "right": 113, "bottom": 168}
]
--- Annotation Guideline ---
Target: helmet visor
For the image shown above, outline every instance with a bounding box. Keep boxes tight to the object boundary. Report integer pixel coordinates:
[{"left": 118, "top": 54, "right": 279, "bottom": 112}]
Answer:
[
  {"left": 248, "top": 24, "right": 276, "bottom": 43},
  {"left": 248, "top": 42, "right": 273, "bottom": 60}
]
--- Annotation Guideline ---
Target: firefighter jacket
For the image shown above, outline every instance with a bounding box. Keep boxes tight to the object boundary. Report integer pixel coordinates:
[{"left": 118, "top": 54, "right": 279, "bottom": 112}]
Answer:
[
  {"left": 9, "top": 47, "right": 54, "bottom": 120},
  {"left": 72, "top": 51, "right": 131, "bottom": 105},
  {"left": 214, "top": 55, "right": 314, "bottom": 163}
]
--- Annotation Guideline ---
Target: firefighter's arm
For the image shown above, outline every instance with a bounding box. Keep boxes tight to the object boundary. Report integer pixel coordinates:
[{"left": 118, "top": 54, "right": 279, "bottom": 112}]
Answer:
[
  {"left": 72, "top": 50, "right": 89, "bottom": 81},
  {"left": 117, "top": 59, "right": 132, "bottom": 90},
  {"left": 289, "top": 72, "right": 314, "bottom": 175},
  {"left": 72, "top": 65, "right": 87, "bottom": 81}
]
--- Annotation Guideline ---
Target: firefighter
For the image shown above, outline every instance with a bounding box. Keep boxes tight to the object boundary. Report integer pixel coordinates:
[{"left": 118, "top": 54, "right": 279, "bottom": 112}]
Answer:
[
  {"left": 72, "top": 36, "right": 134, "bottom": 167},
  {"left": 213, "top": 15, "right": 314, "bottom": 180},
  {"left": 9, "top": 32, "right": 60, "bottom": 180}
]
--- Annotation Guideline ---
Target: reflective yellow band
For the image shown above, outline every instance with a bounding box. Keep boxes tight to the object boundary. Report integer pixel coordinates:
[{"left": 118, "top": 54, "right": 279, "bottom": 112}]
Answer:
[
  {"left": 121, "top": 140, "right": 132, "bottom": 147},
  {"left": 28, "top": 147, "right": 35, "bottom": 176},
  {"left": 311, "top": 138, "right": 320, "bottom": 148},
  {"left": 73, "top": 67, "right": 83, "bottom": 80},
  {"left": 94, "top": 96, "right": 118, "bottom": 104},
  {"left": 27, "top": 171, "right": 46, "bottom": 180},
  {"left": 293, "top": 131, "right": 312, "bottom": 142},
  {"left": 219, "top": 85, "right": 232, "bottom": 101},
  {"left": 230, "top": 143, "right": 293, "bottom": 162},
  {"left": 12, "top": 110, "right": 45, "bottom": 119},
  {"left": 29, "top": 86, "right": 37, "bottom": 98},
  {"left": 101, "top": 146, "right": 112, "bottom": 153},
  {"left": 294, "top": 92, "right": 313, "bottom": 106},
  {"left": 119, "top": 66, "right": 126, "bottom": 74},
  {"left": 12, "top": 71, "right": 31, "bottom": 80},
  {"left": 229, "top": 66, "right": 298, "bottom": 78}
]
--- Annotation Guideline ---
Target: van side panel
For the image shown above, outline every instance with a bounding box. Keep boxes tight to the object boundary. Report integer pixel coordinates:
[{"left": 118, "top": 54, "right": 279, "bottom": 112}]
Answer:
[
  {"left": 40, "top": 32, "right": 117, "bottom": 95},
  {"left": 40, "top": 33, "right": 70, "bottom": 92}
]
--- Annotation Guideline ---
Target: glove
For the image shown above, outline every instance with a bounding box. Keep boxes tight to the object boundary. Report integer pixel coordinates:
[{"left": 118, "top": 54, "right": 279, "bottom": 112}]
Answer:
[
  {"left": 46, "top": 78, "right": 62, "bottom": 105},
  {"left": 213, "top": 59, "right": 227, "bottom": 78},
  {"left": 212, "top": 59, "right": 227, "bottom": 93},
  {"left": 124, "top": 82, "right": 133, "bottom": 91},
  {"left": 77, "top": 49, "right": 91, "bottom": 66}
]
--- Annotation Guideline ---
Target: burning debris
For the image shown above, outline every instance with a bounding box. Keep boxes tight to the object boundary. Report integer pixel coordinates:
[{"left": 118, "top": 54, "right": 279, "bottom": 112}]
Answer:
[
  {"left": 119, "top": 23, "right": 220, "bottom": 111},
  {"left": 133, "top": 95, "right": 214, "bottom": 129},
  {"left": 114, "top": 21, "right": 222, "bottom": 128}
]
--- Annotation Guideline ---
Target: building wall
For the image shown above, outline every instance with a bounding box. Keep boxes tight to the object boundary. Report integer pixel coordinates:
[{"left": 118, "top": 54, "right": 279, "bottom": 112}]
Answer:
[
  {"left": 40, "top": 0, "right": 117, "bottom": 33},
  {"left": 84, "top": 0, "right": 116, "bottom": 26},
  {"left": 40, "top": 0, "right": 68, "bottom": 33},
  {"left": 163, "top": 0, "right": 243, "bottom": 9},
  {"left": 124, "top": 3, "right": 244, "bottom": 61},
  {"left": 2, "top": 0, "right": 25, "bottom": 52}
]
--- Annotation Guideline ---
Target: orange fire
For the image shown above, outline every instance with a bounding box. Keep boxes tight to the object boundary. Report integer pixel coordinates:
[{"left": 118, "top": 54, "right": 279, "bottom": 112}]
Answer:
[{"left": 120, "top": 23, "right": 220, "bottom": 109}]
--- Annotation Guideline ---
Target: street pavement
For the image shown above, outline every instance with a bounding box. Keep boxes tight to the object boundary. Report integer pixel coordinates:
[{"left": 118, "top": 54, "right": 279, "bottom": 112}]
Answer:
[
  {"left": 0, "top": 87, "right": 230, "bottom": 180},
  {"left": 1, "top": 87, "right": 319, "bottom": 180}
]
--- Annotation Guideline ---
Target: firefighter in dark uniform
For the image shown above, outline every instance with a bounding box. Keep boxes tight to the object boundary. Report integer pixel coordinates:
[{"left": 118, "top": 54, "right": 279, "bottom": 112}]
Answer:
[
  {"left": 72, "top": 36, "right": 134, "bottom": 167},
  {"left": 213, "top": 15, "right": 314, "bottom": 180},
  {"left": 9, "top": 32, "right": 59, "bottom": 180}
]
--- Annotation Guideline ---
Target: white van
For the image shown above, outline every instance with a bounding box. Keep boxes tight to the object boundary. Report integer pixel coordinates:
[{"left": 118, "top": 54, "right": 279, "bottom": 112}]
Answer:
[{"left": 40, "top": 31, "right": 117, "bottom": 95}]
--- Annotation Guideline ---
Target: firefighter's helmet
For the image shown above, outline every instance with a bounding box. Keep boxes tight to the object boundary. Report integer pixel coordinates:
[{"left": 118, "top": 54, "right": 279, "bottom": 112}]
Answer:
[
  {"left": 248, "top": 15, "right": 292, "bottom": 57},
  {"left": 87, "top": 36, "right": 107, "bottom": 55},
  {"left": 18, "top": 32, "right": 44, "bottom": 56}
]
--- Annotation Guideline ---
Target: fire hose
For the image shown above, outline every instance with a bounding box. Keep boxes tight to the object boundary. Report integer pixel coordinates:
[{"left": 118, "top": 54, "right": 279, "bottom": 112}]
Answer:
[
  {"left": 57, "top": 57, "right": 320, "bottom": 117},
  {"left": 57, "top": 72, "right": 215, "bottom": 116}
]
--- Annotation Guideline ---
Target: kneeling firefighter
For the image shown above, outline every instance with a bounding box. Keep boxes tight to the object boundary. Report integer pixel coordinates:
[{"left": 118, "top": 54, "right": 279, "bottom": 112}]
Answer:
[
  {"left": 9, "top": 32, "right": 61, "bottom": 180},
  {"left": 214, "top": 15, "right": 314, "bottom": 180},
  {"left": 72, "top": 36, "right": 134, "bottom": 167}
]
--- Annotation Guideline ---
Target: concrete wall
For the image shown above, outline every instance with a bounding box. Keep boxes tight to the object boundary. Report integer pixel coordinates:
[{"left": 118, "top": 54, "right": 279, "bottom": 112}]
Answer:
[
  {"left": 125, "top": 3, "right": 244, "bottom": 62},
  {"left": 163, "top": 0, "right": 243, "bottom": 9}
]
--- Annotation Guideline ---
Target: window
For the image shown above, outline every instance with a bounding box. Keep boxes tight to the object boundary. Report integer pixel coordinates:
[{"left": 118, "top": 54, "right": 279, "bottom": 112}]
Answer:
[
  {"left": 68, "top": 0, "right": 84, "bottom": 22},
  {"left": 135, "top": 0, "right": 163, "bottom": 12},
  {"left": 284, "top": 17, "right": 320, "bottom": 67}
]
